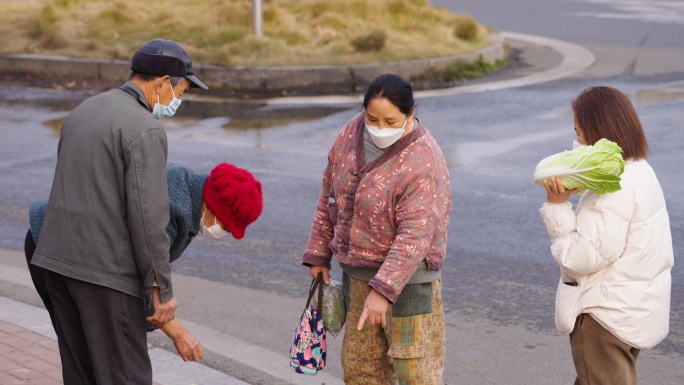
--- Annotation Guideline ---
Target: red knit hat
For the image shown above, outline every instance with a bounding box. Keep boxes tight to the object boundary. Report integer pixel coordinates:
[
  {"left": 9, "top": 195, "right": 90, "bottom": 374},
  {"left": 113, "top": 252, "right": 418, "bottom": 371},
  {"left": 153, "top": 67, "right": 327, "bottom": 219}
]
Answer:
[{"left": 203, "top": 163, "right": 263, "bottom": 240}]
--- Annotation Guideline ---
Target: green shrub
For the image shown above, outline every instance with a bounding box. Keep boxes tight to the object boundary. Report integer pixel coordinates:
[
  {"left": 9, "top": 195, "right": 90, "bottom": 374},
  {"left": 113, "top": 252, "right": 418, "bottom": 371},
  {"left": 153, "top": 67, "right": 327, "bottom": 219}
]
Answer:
[
  {"left": 213, "top": 30, "right": 247, "bottom": 46},
  {"left": 264, "top": 6, "right": 279, "bottom": 23},
  {"left": 217, "top": 2, "right": 251, "bottom": 28},
  {"left": 84, "top": 40, "right": 103, "bottom": 52},
  {"left": 26, "top": 5, "right": 57, "bottom": 39},
  {"left": 41, "top": 27, "right": 69, "bottom": 49},
  {"left": 40, "top": 5, "right": 59, "bottom": 25},
  {"left": 187, "top": 25, "right": 213, "bottom": 48},
  {"left": 228, "top": 35, "right": 271, "bottom": 56},
  {"left": 351, "top": 29, "right": 387, "bottom": 52},
  {"left": 53, "top": 0, "right": 72, "bottom": 9},
  {"left": 388, "top": 0, "right": 409, "bottom": 17},
  {"left": 453, "top": 15, "right": 478, "bottom": 41},
  {"left": 416, "top": 57, "right": 506, "bottom": 83}
]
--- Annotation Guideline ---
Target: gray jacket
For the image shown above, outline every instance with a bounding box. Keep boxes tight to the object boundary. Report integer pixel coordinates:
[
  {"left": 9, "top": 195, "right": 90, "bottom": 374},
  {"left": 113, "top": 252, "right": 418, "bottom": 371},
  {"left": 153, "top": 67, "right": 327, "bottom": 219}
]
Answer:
[{"left": 32, "top": 82, "right": 173, "bottom": 303}]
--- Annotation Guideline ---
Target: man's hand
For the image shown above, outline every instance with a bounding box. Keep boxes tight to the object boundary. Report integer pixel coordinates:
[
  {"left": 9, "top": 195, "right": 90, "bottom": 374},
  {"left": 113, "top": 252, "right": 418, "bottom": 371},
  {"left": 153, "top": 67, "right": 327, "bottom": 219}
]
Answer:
[
  {"left": 161, "top": 319, "right": 203, "bottom": 362},
  {"left": 543, "top": 177, "right": 581, "bottom": 204},
  {"left": 146, "top": 287, "right": 178, "bottom": 326},
  {"left": 309, "top": 266, "right": 330, "bottom": 285},
  {"left": 357, "top": 289, "right": 390, "bottom": 330}
]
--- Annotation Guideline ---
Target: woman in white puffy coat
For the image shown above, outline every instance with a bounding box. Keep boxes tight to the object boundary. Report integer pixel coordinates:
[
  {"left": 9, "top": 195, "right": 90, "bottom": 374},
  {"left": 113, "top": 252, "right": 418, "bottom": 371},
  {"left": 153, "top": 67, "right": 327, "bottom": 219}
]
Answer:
[{"left": 540, "top": 86, "right": 673, "bottom": 385}]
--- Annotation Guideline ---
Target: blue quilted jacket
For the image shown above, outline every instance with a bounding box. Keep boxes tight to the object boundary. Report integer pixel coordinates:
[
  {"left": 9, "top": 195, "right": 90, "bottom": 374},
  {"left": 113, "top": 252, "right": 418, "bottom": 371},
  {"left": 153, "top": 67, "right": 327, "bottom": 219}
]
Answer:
[{"left": 30, "top": 163, "right": 207, "bottom": 263}]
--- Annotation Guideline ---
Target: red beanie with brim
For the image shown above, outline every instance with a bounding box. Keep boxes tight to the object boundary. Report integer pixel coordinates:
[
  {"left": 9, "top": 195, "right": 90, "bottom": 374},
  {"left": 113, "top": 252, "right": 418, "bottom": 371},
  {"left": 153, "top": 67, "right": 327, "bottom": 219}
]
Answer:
[{"left": 203, "top": 163, "right": 263, "bottom": 240}]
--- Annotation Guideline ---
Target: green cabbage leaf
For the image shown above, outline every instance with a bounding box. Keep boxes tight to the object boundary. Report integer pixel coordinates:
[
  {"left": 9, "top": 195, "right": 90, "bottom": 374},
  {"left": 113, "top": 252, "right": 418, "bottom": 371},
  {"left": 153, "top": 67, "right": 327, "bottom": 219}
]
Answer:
[{"left": 534, "top": 139, "right": 626, "bottom": 195}]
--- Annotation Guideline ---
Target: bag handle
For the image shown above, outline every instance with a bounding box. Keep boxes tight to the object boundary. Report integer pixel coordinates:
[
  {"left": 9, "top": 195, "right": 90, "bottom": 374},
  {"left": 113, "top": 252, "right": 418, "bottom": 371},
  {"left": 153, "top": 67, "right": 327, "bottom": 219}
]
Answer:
[{"left": 305, "top": 273, "right": 324, "bottom": 314}]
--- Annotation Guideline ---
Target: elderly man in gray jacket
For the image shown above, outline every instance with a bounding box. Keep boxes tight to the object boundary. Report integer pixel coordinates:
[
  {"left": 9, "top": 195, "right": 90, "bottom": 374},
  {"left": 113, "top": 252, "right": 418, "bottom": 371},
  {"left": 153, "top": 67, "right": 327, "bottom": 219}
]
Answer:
[{"left": 31, "top": 38, "right": 208, "bottom": 385}]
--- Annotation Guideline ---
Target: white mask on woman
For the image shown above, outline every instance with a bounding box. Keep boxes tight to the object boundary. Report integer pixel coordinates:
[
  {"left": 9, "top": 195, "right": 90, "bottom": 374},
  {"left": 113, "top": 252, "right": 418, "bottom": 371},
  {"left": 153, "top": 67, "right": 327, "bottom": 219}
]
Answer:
[
  {"left": 365, "top": 118, "right": 408, "bottom": 149},
  {"left": 572, "top": 139, "right": 585, "bottom": 150},
  {"left": 200, "top": 211, "right": 230, "bottom": 239}
]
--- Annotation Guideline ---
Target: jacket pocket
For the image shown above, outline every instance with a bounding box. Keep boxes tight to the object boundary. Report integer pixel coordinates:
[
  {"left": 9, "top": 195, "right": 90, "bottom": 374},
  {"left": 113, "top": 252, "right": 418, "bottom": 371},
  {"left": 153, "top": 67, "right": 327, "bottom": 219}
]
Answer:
[
  {"left": 327, "top": 197, "right": 339, "bottom": 224},
  {"left": 555, "top": 278, "right": 583, "bottom": 334}
]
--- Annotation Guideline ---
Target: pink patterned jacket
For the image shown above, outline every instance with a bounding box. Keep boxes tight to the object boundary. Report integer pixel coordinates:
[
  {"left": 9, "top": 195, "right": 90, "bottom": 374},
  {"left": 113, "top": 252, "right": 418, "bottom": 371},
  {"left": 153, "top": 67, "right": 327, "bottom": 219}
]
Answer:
[{"left": 302, "top": 112, "right": 452, "bottom": 303}]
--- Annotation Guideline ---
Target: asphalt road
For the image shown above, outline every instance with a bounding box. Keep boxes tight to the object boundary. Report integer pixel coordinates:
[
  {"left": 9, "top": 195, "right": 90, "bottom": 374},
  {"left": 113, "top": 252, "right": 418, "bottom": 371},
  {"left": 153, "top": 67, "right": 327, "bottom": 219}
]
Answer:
[
  {"left": 0, "top": 1, "right": 683, "bottom": 384},
  {"left": 435, "top": 0, "right": 684, "bottom": 78}
]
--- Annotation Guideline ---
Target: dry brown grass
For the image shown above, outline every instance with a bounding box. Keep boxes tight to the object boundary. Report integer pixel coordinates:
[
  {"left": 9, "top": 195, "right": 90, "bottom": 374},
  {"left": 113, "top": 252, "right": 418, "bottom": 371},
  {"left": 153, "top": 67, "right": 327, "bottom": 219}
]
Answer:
[{"left": 0, "top": 0, "right": 492, "bottom": 66}]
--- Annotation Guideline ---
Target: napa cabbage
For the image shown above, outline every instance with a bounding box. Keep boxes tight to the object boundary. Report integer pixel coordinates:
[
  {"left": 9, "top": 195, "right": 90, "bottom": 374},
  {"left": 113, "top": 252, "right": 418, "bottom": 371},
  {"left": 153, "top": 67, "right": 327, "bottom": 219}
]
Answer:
[{"left": 534, "top": 139, "right": 625, "bottom": 195}]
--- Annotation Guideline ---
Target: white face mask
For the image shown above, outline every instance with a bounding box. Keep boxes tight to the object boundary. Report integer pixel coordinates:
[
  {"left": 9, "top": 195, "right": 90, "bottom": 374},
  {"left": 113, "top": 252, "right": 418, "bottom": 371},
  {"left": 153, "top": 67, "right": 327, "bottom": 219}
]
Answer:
[
  {"left": 200, "top": 211, "right": 230, "bottom": 239},
  {"left": 365, "top": 117, "right": 408, "bottom": 149},
  {"left": 152, "top": 80, "right": 182, "bottom": 119},
  {"left": 572, "top": 139, "right": 585, "bottom": 150}
]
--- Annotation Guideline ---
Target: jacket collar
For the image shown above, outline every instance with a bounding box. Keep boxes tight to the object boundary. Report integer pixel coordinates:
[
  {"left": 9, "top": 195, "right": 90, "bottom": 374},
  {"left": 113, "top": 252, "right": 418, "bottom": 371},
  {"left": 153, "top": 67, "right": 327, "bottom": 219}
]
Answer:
[{"left": 121, "top": 81, "right": 152, "bottom": 112}]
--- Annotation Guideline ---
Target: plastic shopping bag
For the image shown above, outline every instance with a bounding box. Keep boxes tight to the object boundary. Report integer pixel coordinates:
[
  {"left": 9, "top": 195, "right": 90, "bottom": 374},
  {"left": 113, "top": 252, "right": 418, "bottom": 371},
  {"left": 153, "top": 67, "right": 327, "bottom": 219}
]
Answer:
[{"left": 312, "top": 279, "right": 346, "bottom": 338}]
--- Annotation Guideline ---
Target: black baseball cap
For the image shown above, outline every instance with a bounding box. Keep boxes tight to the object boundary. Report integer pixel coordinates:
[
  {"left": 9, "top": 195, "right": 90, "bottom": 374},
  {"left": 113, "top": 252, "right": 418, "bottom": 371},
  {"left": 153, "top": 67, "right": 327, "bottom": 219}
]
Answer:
[{"left": 131, "top": 38, "right": 208, "bottom": 90}]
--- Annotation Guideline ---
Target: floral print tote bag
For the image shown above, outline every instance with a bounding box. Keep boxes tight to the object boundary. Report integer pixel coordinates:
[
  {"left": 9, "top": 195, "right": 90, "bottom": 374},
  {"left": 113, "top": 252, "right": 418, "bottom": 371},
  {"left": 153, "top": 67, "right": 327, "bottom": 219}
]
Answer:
[{"left": 289, "top": 273, "right": 327, "bottom": 375}]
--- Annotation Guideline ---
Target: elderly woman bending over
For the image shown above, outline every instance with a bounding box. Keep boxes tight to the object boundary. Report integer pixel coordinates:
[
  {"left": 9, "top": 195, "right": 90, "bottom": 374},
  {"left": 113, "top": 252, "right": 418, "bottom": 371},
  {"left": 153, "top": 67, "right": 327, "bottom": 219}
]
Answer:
[{"left": 26, "top": 163, "right": 263, "bottom": 362}]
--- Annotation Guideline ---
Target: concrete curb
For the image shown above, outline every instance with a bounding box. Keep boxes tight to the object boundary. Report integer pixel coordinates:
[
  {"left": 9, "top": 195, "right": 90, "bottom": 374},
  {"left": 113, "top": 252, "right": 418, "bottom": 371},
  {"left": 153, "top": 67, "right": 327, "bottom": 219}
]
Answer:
[
  {"left": 264, "top": 31, "right": 596, "bottom": 105},
  {"left": 0, "top": 33, "right": 504, "bottom": 96}
]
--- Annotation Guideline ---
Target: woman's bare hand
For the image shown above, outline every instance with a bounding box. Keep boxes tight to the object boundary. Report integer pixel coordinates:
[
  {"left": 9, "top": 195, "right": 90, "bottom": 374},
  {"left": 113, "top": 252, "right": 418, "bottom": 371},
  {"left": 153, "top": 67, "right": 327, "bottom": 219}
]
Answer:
[
  {"left": 543, "top": 177, "right": 581, "bottom": 203},
  {"left": 309, "top": 266, "right": 330, "bottom": 285},
  {"left": 357, "top": 289, "right": 390, "bottom": 330}
]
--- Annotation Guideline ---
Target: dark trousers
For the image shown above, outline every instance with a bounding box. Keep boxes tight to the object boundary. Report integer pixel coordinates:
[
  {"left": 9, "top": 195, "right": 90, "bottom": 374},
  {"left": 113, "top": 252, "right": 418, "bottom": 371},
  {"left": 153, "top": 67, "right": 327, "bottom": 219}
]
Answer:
[
  {"left": 570, "top": 313, "right": 640, "bottom": 385},
  {"left": 24, "top": 229, "right": 56, "bottom": 330},
  {"left": 43, "top": 270, "right": 153, "bottom": 385}
]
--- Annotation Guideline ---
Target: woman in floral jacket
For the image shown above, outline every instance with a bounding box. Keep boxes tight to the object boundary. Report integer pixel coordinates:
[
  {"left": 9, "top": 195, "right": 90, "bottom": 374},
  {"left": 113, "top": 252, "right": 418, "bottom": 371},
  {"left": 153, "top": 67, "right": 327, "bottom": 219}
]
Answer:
[{"left": 303, "top": 74, "right": 451, "bottom": 384}]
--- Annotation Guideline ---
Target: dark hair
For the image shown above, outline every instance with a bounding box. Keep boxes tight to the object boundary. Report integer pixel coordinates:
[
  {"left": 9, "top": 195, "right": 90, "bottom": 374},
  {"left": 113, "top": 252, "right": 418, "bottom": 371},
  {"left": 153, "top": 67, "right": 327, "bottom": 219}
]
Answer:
[
  {"left": 129, "top": 71, "right": 184, "bottom": 86},
  {"left": 362, "top": 74, "right": 415, "bottom": 115},
  {"left": 572, "top": 86, "right": 649, "bottom": 161}
]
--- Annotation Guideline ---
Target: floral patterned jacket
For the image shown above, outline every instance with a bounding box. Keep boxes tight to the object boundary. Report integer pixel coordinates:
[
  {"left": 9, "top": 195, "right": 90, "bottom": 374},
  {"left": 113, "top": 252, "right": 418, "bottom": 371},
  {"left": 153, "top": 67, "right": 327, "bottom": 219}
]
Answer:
[{"left": 302, "top": 112, "right": 451, "bottom": 303}]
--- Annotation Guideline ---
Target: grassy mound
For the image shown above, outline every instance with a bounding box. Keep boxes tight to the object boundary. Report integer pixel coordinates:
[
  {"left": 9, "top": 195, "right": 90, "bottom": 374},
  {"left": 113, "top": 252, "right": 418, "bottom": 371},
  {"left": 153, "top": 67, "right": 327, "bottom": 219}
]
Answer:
[{"left": 0, "top": 0, "right": 493, "bottom": 67}]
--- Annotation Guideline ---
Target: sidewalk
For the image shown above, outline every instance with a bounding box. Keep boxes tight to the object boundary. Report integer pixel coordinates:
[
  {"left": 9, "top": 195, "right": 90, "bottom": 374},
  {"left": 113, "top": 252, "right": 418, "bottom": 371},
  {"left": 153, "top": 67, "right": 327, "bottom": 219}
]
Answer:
[
  {"left": 0, "top": 319, "right": 166, "bottom": 385},
  {"left": 0, "top": 319, "right": 62, "bottom": 385},
  {"left": 0, "top": 253, "right": 255, "bottom": 385}
]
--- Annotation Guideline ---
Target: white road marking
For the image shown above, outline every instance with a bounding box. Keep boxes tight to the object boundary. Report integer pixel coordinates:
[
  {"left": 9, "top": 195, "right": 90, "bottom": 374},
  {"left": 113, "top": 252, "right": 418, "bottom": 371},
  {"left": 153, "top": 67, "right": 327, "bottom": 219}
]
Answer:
[{"left": 578, "top": 0, "right": 684, "bottom": 24}]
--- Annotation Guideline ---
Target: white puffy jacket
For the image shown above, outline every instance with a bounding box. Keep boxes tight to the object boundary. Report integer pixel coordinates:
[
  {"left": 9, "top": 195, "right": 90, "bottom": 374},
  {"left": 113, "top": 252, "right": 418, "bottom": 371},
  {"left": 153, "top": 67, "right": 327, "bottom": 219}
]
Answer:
[{"left": 539, "top": 160, "right": 673, "bottom": 349}]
